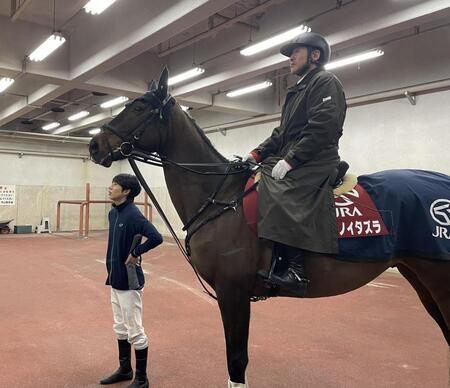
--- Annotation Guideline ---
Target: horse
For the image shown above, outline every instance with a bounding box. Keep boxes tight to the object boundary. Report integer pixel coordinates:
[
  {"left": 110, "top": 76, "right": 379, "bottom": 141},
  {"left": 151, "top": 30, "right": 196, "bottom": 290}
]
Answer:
[{"left": 89, "top": 69, "right": 450, "bottom": 387}]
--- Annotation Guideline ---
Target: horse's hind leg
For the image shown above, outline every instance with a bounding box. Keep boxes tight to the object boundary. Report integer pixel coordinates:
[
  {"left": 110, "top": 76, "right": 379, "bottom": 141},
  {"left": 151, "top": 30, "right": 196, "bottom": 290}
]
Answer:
[
  {"left": 397, "top": 261, "right": 450, "bottom": 387},
  {"left": 216, "top": 283, "right": 251, "bottom": 387},
  {"left": 397, "top": 263, "right": 450, "bottom": 345}
]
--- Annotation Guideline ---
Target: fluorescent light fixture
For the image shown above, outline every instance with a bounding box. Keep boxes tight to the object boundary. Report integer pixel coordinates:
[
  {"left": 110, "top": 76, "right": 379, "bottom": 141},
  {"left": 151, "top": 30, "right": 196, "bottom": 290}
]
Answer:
[
  {"left": 84, "top": 0, "right": 117, "bottom": 15},
  {"left": 0, "top": 77, "right": 14, "bottom": 93},
  {"left": 68, "top": 110, "right": 90, "bottom": 121},
  {"left": 100, "top": 96, "right": 129, "bottom": 108},
  {"left": 241, "top": 25, "right": 311, "bottom": 56},
  {"left": 89, "top": 128, "right": 101, "bottom": 135},
  {"left": 325, "top": 49, "right": 384, "bottom": 70},
  {"left": 28, "top": 33, "right": 66, "bottom": 62},
  {"left": 226, "top": 81, "right": 273, "bottom": 98},
  {"left": 42, "top": 122, "right": 60, "bottom": 131},
  {"left": 168, "top": 67, "right": 205, "bottom": 86}
]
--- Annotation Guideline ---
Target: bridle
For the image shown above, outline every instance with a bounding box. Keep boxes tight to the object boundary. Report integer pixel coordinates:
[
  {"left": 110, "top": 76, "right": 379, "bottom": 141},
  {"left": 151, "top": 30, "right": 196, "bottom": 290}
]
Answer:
[{"left": 99, "top": 91, "right": 175, "bottom": 164}]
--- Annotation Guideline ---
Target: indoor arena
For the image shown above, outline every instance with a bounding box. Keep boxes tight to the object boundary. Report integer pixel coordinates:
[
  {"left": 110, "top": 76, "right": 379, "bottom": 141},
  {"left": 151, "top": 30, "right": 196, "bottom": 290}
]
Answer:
[{"left": 0, "top": 1, "right": 449, "bottom": 387}]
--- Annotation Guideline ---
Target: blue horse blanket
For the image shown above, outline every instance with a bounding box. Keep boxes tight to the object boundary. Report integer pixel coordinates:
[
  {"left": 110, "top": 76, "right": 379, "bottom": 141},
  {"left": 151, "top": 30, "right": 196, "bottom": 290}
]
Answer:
[{"left": 337, "top": 169, "right": 450, "bottom": 261}]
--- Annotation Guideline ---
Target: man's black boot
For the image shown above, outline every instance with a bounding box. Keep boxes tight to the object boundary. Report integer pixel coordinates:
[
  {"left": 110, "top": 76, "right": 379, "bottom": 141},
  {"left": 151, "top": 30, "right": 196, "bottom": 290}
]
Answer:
[
  {"left": 267, "top": 250, "right": 309, "bottom": 297},
  {"left": 127, "top": 347, "right": 149, "bottom": 388},
  {"left": 100, "top": 339, "right": 133, "bottom": 384}
]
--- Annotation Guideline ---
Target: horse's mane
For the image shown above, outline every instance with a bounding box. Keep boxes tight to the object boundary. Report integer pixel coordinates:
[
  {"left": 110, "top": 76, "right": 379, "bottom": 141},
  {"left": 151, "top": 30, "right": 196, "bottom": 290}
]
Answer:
[{"left": 183, "top": 110, "right": 228, "bottom": 163}]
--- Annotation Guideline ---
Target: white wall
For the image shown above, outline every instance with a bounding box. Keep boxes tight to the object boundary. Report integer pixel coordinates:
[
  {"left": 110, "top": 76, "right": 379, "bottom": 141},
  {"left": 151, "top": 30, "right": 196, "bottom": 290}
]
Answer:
[
  {"left": 0, "top": 139, "right": 121, "bottom": 232},
  {"left": 206, "top": 89, "right": 450, "bottom": 176}
]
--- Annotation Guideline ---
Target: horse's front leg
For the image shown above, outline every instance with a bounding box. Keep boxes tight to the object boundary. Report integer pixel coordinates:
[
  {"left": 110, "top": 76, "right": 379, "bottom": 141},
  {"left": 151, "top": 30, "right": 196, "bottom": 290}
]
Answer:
[{"left": 216, "top": 280, "right": 251, "bottom": 387}]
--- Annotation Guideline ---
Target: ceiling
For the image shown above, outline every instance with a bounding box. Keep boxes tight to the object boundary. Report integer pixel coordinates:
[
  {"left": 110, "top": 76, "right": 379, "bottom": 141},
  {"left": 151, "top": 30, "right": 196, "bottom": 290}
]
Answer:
[{"left": 0, "top": 0, "right": 449, "bottom": 138}]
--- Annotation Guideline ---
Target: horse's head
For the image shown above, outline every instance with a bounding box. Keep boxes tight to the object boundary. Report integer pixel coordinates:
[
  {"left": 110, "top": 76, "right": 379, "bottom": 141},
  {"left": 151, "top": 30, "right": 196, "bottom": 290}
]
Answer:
[{"left": 89, "top": 68, "right": 173, "bottom": 167}]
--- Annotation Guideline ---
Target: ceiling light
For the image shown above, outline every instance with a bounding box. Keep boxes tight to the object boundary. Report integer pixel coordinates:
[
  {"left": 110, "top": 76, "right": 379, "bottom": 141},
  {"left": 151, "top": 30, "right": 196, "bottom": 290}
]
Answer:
[
  {"left": 240, "top": 25, "right": 311, "bottom": 56},
  {"left": 180, "top": 105, "right": 190, "bottom": 111},
  {"left": 28, "top": 33, "right": 66, "bottom": 62},
  {"left": 89, "top": 128, "right": 101, "bottom": 135},
  {"left": 226, "top": 81, "right": 273, "bottom": 98},
  {"left": 325, "top": 49, "right": 384, "bottom": 70},
  {"left": 42, "top": 122, "right": 60, "bottom": 131},
  {"left": 168, "top": 67, "right": 205, "bottom": 86},
  {"left": 68, "top": 110, "right": 90, "bottom": 121},
  {"left": 100, "top": 96, "right": 129, "bottom": 108},
  {"left": 84, "top": 0, "right": 117, "bottom": 15},
  {"left": 0, "top": 77, "right": 14, "bottom": 93}
]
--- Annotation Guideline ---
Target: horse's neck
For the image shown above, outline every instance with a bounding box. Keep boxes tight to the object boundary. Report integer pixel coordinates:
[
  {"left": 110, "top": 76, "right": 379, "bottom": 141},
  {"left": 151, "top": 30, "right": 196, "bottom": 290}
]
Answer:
[{"left": 162, "top": 113, "right": 230, "bottom": 225}]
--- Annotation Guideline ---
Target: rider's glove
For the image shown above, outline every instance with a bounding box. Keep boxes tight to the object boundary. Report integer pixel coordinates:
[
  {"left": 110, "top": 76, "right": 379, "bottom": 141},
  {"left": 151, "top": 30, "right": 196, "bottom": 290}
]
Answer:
[
  {"left": 243, "top": 153, "right": 257, "bottom": 164},
  {"left": 272, "top": 159, "right": 293, "bottom": 180}
]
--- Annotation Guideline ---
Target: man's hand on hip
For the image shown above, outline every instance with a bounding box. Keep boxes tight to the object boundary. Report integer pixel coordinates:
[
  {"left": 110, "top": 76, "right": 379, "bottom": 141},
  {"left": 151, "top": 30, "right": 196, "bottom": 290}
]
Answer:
[
  {"left": 125, "top": 254, "right": 140, "bottom": 266},
  {"left": 272, "top": 159, "right": 293, "bottom": 180}
]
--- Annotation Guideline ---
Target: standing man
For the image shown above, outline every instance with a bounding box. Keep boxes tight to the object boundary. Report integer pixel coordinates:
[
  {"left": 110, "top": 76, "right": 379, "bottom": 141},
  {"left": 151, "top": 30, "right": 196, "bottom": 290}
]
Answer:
[
  {"left": 100, "top": 174, "right": 163, "bottom": 388},
  {"left": 244, "top": 32, "right": 347, "bottom": 296}
]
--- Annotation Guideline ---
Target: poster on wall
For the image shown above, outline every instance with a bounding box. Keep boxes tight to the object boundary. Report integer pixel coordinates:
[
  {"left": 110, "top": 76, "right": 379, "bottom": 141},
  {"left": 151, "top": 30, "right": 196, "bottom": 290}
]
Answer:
[{"left": 0, "top": 185, "right": 16, "bottom": 206}]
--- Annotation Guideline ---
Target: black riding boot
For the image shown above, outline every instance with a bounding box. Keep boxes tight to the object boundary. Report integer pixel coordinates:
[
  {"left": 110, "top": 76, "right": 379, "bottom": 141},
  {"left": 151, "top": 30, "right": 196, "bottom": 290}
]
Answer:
[
  {"left": 127, "top": 347, "right": 149, "bottom": 388},
  {"left": 100, "top": 339, "right": 133, "bottom": 384},
  {"left": 266, "top": 246, "right": 309, "bottom": 297}
]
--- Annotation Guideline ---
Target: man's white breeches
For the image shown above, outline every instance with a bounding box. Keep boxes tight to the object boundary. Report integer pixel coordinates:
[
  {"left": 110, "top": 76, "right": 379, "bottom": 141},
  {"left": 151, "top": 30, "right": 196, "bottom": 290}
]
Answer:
[{"left": 111, "top": 288, "right": 148, "bottom": 350}]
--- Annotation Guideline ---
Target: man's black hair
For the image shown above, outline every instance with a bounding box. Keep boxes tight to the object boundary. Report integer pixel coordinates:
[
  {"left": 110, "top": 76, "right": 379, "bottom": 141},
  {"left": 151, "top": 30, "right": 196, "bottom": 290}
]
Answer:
[{"left": 112, "top": 174, "right": 141, "bottom": 200}]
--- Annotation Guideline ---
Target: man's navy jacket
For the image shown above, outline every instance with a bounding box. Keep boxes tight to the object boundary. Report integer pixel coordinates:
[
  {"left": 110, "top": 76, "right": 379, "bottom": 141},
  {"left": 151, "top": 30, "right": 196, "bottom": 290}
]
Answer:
[{"left": 106, "top": 200, "right": 163, "bottom": 290}]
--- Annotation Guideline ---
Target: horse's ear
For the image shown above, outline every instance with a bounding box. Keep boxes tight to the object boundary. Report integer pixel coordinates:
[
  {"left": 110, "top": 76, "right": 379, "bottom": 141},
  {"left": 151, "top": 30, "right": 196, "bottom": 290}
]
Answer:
[
  {"left": 148, "top": 80, "right": 157, "bottom": 91},
  {"left": 157, "top": 67, "right": 169, "bottom": 100}
]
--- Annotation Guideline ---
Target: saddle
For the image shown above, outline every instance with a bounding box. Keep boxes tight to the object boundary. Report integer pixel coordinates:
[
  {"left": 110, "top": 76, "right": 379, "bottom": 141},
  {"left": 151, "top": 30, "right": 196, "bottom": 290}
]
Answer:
[{"left": 331, "top": 161, "right": 349, "bottom": 188}]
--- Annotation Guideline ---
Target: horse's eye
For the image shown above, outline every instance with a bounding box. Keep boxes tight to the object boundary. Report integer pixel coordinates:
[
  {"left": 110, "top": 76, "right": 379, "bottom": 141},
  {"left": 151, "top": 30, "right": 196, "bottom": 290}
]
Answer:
[{"left": 134, "top": 106, "right": 144, "bottom": 112}]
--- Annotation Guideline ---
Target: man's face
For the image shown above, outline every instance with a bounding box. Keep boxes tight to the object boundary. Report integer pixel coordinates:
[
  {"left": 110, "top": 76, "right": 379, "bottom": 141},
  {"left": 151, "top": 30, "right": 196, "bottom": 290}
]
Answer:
[
  {"left": 108, "top": 181, "right": 129, "bottom": 203},
  {"left": 289, "top": 46, "right": 309, "bottom": 76}
]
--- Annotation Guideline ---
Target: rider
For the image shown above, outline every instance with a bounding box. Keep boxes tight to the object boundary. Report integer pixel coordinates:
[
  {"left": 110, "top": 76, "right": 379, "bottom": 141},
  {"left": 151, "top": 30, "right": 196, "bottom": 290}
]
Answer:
[{"left": 244, "top": 32, "right": 347, "bottom": 295}]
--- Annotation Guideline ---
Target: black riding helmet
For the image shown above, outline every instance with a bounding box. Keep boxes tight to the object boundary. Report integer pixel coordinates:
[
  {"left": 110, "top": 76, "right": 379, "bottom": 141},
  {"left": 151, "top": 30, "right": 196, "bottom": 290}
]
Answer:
[{"left": 280, "top": 32, "right": 331, "bottom": 65}]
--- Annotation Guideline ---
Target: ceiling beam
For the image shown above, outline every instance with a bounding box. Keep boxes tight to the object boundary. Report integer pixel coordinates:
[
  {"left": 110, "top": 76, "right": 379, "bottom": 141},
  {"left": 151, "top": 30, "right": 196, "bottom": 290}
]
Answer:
[{"left": 10, "top": 0, "right": 33, "bottom": 22}]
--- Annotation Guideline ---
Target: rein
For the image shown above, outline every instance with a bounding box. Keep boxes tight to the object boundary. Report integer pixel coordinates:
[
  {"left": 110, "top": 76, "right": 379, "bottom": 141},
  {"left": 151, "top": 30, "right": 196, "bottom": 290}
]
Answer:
[
  {"left": 128, "top": 152, "right": 258, "bottom": 301},
  {"left": 100, "top": 90, "right": 259, "bottom": 300}
]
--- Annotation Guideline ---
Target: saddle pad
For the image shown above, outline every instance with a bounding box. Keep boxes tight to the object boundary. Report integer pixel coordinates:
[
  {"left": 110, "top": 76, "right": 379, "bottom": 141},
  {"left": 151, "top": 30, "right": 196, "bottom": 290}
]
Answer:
[
  {"left": 335, "top": 184, "right": 389, "bottom": 238},
  {"left": 337, "top": 170, "right": 450, "bottom": 261},
  {"left": 243, "top": 169, "right": 450, "bottom": 261}
]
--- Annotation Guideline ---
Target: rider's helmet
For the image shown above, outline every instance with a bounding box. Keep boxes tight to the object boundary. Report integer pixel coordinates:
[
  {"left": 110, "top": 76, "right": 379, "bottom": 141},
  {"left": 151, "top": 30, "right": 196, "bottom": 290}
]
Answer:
[{"left": 280, "top": 32, "right": 331, "bottom": 65}]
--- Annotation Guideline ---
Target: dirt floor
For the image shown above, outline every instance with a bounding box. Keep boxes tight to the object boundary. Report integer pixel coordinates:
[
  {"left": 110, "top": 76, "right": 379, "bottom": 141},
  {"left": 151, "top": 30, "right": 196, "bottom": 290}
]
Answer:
[{"left": 0, "top": 232, "right": 448, "bottom": 387}]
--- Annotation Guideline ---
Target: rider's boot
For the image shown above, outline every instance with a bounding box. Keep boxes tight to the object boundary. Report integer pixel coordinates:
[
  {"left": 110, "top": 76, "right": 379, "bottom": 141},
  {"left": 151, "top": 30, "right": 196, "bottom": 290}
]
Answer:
[
  {"left": 264, "top": 245, "right": 309, "bottom": 297},
  {"left": 100, "top": 339, "right": 133, "bottom": 384}
]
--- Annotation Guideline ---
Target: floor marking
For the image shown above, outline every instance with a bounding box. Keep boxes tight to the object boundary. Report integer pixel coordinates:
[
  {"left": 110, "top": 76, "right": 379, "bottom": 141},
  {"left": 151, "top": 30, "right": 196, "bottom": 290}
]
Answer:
[
  {"left": 367, "top": 281, "right": 399, "bottom": 289},
  {"left": 158, "top": 276, "right": 215, "bottom": 306},
  {"left": 371, "top": 281, "right": 399, "bottom": 287},
  {"left": 367, "top": 283, "right": 391, "bottom": 289},
  {"left": 386, "top": 267, "right": 400, "bottom": 274}
]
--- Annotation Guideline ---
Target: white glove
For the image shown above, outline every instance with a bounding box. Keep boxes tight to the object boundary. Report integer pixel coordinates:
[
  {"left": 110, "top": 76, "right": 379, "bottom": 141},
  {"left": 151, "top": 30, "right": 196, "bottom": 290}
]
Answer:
[
  {"left": 243, "top": 153, "right": 257, "bottom": 164},
  {"left": 272, "top": 159, "right": 293, "bottom": 180}
]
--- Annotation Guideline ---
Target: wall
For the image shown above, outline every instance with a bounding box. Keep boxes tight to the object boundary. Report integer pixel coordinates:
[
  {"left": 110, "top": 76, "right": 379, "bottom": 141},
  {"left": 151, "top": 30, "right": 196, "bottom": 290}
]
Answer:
[
  {"left": 206, "top": 89, "right": 450, "bottom": 175},
  {"left": 0, "top": 138, "right": 121, "bottom": 232}
]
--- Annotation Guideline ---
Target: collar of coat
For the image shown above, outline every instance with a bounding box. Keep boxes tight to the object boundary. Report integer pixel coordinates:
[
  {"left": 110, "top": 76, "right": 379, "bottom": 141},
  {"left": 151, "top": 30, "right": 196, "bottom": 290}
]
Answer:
[
  {"left": 112, "top": 199, "right": 133, "bottom": 212},
  {"left": 288, "top": 66, "right": 324, "bottom": 92}
]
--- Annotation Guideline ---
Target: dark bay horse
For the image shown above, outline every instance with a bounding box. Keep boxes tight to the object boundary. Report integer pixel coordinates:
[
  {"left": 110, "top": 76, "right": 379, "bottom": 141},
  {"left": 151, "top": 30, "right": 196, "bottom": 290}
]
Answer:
[{"left": 89, "top": 69, "right": 450, "bottom": 387}]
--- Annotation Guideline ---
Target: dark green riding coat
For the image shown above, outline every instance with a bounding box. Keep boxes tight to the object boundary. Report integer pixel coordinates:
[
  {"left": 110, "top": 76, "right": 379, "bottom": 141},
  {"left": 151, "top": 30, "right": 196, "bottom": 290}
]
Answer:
[{"left": 254, "top": 67, "right": 346, "bottom": 254}]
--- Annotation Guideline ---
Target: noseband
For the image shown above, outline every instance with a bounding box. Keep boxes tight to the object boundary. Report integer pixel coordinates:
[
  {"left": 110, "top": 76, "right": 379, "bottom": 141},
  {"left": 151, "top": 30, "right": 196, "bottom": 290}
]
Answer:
[{"left": 100, "top": 92, "right": 174, "bottom": 162}]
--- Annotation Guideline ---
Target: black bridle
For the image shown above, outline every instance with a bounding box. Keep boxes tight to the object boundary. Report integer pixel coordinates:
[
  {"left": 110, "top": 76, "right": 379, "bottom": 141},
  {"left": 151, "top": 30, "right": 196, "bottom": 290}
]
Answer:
[{"left": 100, "top": 92, "right": 175, "bottom": 163}]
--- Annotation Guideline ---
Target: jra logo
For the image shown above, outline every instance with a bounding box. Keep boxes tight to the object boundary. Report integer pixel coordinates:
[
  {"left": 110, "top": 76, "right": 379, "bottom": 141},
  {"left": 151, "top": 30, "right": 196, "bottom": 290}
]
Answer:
[{"left": 430, "top": 199, "right": 450, "bottom": 240}]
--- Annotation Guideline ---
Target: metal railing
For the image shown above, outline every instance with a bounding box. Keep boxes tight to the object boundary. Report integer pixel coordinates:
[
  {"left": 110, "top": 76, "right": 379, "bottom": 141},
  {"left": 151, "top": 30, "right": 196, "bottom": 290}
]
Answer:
[{"left": 56, "top": 183, "right": 151, "bottom": 238}]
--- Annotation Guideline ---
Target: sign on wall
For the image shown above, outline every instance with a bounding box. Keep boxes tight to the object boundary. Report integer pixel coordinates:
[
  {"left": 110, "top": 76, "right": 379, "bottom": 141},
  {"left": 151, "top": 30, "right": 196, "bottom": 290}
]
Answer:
[{"left": 0, "top": 185, "right": 16, "bottom": 206}]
